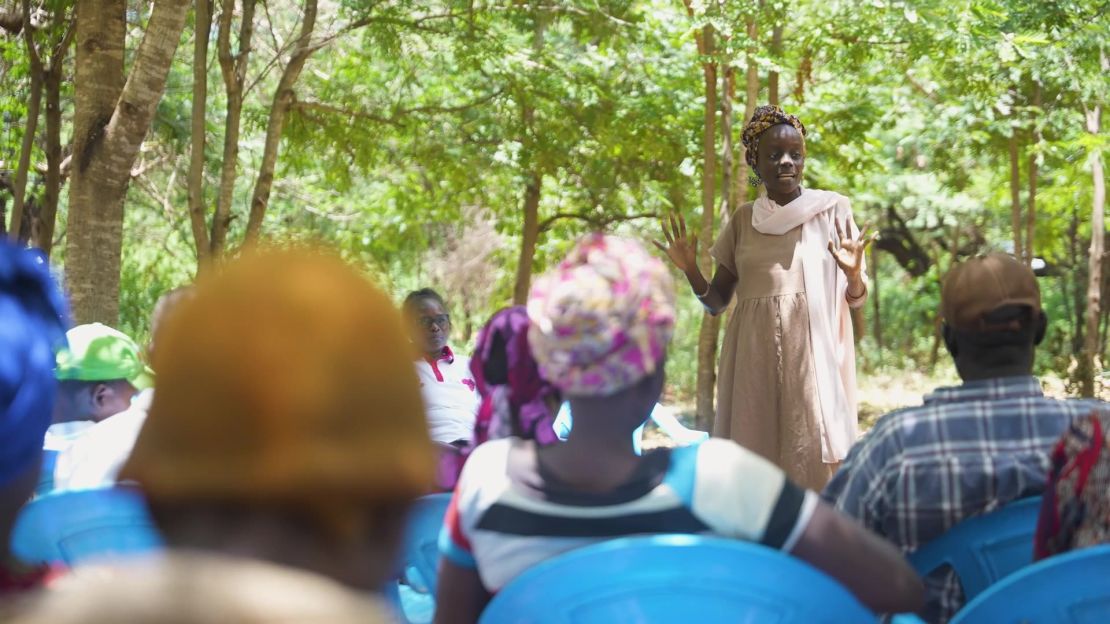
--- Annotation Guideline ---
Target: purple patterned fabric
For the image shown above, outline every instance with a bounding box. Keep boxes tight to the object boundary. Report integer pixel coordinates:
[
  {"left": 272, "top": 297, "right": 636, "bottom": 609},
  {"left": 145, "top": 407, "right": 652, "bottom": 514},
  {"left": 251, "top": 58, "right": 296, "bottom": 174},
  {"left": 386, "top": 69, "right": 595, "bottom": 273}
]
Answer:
[
  {"left": 469, "top": 306, "right": 561, "bottom": 446},
  {"left": 437, "top": 307, "right": 562, "bottom": 490}
]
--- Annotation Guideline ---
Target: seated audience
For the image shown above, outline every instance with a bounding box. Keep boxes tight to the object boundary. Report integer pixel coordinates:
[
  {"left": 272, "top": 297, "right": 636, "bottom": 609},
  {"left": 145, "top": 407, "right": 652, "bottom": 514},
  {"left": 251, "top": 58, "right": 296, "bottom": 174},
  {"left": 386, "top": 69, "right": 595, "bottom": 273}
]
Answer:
[
  {"left": 404, "top": 288, "right": 480, "bottom": 445},
  {"left": 49, "top": 287, "right": 192, "bottom": 491},
  {"left": 41, "top": 323, "right": 153, "bottom": 492},
  {"left": 15, "top": 248, "right": 436, "bottom": 622},
  {"left": 1035, "top": 409, "right": 1110, "bottom": 560},
  {"left": 0, "top": 243, "right": 68, "bottom": 601},
  {"left": 823, "top": 252, "right": 1108, "bottom": 623},
  {"left": 440, "top": 306, "right": 562, "bottom": 489},
  {"left": 435, "top": 234, "right": 923, "bottom": 622},
  {"left": 51, "top": 323, "right": 152, "bottom": 425}
]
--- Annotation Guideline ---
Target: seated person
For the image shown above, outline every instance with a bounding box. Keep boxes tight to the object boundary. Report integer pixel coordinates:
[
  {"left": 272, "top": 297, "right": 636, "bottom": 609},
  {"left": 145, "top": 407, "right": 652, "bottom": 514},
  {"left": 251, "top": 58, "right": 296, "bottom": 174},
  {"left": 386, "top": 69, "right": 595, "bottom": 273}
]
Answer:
[
  {"left": 49, "top": 288, "right": 192, "bottom": 491},
  {"left": 42, "top": 323, "right": 153, "bottom": 492},
  {"left": 435, "top": 234, "right": 923, "bottom": 622},
  {"left": 0, "top": 242, "right": 68, "bottom": 601},
  {"left": 404, "top": 288, "right": 479, "bottom": 446},
  {"left": 14, "top": 248, "right": 437, "bottom": 622},
  {"left": 1035, "top": 409, "right": 1110, "bottom": 560},
  {"left": 823, "top": 253, "right": 1107, "bottom": 623}
]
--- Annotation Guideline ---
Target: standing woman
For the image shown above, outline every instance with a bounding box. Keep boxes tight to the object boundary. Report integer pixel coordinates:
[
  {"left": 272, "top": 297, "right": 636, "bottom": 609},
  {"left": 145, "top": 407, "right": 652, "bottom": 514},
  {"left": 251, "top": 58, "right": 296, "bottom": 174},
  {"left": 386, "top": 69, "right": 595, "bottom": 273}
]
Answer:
[{"left": 655, "top": 105, "right": 874, "bottom": 489}]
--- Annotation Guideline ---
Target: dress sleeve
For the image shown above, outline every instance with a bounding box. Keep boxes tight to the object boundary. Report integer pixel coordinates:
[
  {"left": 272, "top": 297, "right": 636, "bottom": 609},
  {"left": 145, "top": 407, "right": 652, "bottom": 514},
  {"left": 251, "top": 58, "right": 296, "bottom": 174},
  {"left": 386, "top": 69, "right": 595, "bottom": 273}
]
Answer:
[
  {"left": 709, "top": 208, "right": 742, "bottom": 277},
  {"left": 687, "top": 439, "right": 817, "bottom": 552}
]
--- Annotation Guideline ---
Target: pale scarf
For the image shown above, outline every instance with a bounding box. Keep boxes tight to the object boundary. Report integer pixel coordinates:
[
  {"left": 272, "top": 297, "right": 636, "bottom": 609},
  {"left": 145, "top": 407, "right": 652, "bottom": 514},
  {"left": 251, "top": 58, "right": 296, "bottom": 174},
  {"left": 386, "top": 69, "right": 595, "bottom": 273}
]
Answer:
[{"left": 751, "top": 188, "right": 860, "bottom": 462}]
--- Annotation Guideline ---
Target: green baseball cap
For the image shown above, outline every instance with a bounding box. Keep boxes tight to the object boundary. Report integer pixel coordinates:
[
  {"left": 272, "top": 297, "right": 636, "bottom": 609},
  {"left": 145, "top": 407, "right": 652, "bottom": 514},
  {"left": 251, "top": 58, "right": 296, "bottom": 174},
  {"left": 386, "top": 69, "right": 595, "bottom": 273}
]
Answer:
[{"left": 55, "top": 323, "right": 155, "bottom": 390}]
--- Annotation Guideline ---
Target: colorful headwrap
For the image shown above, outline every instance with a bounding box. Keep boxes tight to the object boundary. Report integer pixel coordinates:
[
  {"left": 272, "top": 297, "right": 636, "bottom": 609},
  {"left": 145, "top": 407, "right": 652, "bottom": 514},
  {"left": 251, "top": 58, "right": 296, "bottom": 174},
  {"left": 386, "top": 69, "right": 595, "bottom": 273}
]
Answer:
[
  {"left": 437, "top": 306, "right": 562, "bottom": 490},
  {"left": 740, "top": 104, "right": 807, "bottom": 170},
  {"left": 120, "top": 248, "right": 435, "bottom": 528},
  {"left": 0, "top": 243, "right": 69, "bottom": 486},
  {"left": 470, "top": 306, "right": 560, "bottom": 445},
  {"left": 527, "top": 234, "right": 676, "bottom": 397}
]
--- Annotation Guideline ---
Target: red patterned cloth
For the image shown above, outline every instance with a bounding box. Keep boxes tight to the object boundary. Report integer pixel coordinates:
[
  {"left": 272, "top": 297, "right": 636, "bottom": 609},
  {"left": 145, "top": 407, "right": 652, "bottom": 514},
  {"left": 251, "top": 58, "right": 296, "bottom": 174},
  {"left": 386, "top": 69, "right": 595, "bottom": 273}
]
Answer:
[
  {"left": 0, "top": 562, "right": 60, "bottom": 597},
  {"left": 1035, "top": 410, "right": 1110, "bottom": 560}
]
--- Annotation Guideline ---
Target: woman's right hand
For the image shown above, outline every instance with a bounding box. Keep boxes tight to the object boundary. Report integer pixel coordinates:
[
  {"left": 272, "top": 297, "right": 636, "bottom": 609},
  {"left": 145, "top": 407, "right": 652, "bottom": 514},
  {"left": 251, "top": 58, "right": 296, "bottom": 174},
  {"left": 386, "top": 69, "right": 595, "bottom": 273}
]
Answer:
[{"left": 653, "top": 212, "right": 699, "bottom": 274}]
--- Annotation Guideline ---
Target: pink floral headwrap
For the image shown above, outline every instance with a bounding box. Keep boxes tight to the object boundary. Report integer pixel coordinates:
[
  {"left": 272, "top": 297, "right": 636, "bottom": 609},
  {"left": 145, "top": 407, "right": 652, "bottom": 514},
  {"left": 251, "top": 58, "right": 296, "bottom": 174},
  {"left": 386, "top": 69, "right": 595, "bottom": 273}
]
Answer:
[{"left": 527, "top": 234, "right": 676, "bottom": 397}]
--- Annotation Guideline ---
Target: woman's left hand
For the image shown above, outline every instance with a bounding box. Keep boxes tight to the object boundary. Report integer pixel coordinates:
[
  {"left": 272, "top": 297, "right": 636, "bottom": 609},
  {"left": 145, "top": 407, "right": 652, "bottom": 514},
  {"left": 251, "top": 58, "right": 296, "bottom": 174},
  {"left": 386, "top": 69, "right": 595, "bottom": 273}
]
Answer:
[{"left": 827, "top": 218, "right": 877, "bottom": 281}]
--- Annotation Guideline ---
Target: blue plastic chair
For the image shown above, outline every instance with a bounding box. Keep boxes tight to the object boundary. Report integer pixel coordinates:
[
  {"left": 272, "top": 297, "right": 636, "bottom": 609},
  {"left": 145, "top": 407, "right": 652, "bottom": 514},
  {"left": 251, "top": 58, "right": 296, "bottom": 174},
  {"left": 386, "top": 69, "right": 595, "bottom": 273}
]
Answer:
[
  {"left": 479, "top": 534, "right": 877, "bottom": 623},
  {"left": 11, "top": 486, "right": 163, "bottom": 566},
  {"left": 894, "top": 545, "right": 1110, "bottom": 623},
  {"left": 385, "top": 493, "right": 452, "bottom": 624},
  {"left": 908, "top": 496, "right": 1041, "bottom": 600},
  {"left": 952, "top": 544, "right": 1110, "bottom": 622}
]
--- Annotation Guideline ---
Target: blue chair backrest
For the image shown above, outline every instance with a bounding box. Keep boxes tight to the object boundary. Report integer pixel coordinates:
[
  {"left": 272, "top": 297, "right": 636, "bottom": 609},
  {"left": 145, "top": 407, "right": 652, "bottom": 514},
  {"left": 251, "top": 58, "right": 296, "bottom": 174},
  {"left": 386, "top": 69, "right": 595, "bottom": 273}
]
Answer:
[
  {"left": 384, "top": 493, "right": 452, "bottom": 623},
  {"left": 908, "top": 496, "right": 1041, "bottom": 600},
  {"left": 11, "top": 486, "right": 163, "bottom": 566},
  {"left": 479, "top": 534, "right": 877, "bottom": 623},
  {"left": 952, "top": 544, "right": 1110, "bottom": 623},
  {"left": 402, "top": 493, "right": 452, "bottom": 596}
]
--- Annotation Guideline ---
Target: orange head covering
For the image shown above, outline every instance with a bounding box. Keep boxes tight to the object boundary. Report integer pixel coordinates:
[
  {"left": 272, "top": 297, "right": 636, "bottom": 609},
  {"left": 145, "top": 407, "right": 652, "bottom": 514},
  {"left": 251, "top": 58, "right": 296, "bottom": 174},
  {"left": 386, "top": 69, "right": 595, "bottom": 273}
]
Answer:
[{"left": 120, "top": 248, "right": 435, "bottom": 517}]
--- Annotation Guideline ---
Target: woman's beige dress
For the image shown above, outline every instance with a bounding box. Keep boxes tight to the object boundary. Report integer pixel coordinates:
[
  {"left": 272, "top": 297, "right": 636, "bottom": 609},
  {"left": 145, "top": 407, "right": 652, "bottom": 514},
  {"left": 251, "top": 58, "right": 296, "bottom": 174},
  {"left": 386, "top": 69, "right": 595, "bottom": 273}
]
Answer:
[{"left": 710, "top": 202, "right": 836, "bottom": 491}]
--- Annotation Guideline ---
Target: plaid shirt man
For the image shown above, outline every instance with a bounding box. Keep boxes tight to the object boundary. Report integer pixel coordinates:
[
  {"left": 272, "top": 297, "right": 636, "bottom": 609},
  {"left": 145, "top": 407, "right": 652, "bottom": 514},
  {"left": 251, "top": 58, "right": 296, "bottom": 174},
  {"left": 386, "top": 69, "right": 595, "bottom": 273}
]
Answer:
[{"left": 822, "top": 376, "right": 1106, "bottom": 623}]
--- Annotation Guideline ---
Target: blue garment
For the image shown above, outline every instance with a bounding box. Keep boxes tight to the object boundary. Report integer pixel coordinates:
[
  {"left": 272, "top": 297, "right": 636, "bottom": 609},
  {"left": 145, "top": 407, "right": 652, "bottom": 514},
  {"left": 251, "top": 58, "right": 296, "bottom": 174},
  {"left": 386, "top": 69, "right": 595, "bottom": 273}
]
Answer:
[
  {"left": 0, "top": 242, "right": 69, "bottom": 486},
  {"left": 822, "top": 376, "right": 1107, "bottom": 623}
]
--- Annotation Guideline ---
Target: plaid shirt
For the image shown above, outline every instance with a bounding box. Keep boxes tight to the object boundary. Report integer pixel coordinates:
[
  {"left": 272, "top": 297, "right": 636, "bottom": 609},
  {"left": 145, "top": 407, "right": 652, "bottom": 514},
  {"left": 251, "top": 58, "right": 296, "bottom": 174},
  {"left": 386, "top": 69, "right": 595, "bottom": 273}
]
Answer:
[{"left": 822, "top": 376, "right": 1106, "bottom": 623}]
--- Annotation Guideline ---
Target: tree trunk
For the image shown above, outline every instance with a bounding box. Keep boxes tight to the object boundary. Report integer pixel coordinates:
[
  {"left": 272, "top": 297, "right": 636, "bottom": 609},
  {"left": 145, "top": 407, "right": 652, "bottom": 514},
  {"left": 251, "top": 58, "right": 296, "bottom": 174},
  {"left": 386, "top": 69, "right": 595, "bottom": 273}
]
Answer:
[
  {"left": 1069, "top": 207, "right": 1086, "bottom": 356},
  {"left": 870, "top": 246, "right": 882, "bottom": 355},
  {"left": 1080, "top": 88, "right": 1105, "bottom": 398},
  {"left": 512, "top": 172, "right": 542, "bottom": 305},
  {"left": 1008, "top": 129, "right": 1023, "bottom": 261},
  {"left": 735, "top": 30, "right": 758, "bottom": 208},
  {"left": 694, "top": 24, "right": 717, "bottom": 433},
  {"left": 210, "top": 0, "right": 256, "bottom": 254},
  {"left": 768, "top": 24, "right": 782, "bottom": 106},
  {"left": 36, "top": 58, "right": 64, "bottom": 255},
  {"left": 243, "top": 0, "right": 318, "bottom": 244},
  {"left": 1026, "top": 83, "right": 1040, "bottom": 264},
  {"left": 8, "top": 0, "right": 43, "bottom": 242},
  {"left": 188, "top": 0, "right": 212, "bottom": 261},
  {"left": 35, "top": 12, "right": 75, "bottom": 256},
  {"left": 66, "top": 0, "right": 190, "bottom": 324},
  {"left": 721, "top": 65, "right": 734, "bottom": 222},
  {"left": 511, "top": 12, "right": 545, "bottom": 306}
]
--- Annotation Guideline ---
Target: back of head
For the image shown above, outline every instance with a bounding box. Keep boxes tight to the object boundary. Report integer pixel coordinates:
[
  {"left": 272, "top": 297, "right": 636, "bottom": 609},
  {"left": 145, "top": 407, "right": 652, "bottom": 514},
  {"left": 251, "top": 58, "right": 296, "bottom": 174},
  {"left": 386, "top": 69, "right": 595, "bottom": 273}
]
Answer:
[
  {"left": 0, "top": 243, "right": 68, "bottom": 493},
  {"left": 941, "top": 252, "right": 1044, "bottom": 378},
  {"left": 527, "top": 234, "right": 676, "bottom": 399},
  {"left": 470, "top": 306, "right": 560, "bottom": 443},
  {"left": 120, "top": 248, "right": 435, "bottom": 533}
]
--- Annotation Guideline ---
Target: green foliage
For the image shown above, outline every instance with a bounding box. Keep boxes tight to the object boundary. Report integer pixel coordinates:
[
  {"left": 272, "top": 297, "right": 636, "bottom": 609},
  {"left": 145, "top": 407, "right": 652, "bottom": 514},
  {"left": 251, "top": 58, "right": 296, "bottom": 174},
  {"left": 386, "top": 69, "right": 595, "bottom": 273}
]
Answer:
[{"left": 1, "top": 0, "right": 1106, "bottom": 398}]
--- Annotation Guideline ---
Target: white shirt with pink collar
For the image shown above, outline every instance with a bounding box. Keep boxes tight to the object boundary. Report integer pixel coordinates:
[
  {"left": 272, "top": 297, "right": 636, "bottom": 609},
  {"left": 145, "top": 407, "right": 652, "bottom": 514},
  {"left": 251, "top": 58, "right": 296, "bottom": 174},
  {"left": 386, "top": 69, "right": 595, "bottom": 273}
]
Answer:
[{"left": 414, "top": 346, "right": 480, "bottom": 444}]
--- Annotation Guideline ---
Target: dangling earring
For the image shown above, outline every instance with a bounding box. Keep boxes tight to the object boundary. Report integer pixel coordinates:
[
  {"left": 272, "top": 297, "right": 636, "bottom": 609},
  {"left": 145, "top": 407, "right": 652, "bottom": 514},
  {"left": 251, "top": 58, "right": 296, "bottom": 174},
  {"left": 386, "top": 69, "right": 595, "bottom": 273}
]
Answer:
[{"left": 748, "top": 174, "right": 762, "bottom": 187}]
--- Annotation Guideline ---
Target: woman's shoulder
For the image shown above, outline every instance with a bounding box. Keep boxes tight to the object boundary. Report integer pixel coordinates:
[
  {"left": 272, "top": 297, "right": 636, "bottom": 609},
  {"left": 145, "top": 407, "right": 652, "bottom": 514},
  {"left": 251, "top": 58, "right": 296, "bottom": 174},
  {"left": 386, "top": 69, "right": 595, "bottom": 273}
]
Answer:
[{"left": 725, "top": 201, "right": 757, "bottom": 226}]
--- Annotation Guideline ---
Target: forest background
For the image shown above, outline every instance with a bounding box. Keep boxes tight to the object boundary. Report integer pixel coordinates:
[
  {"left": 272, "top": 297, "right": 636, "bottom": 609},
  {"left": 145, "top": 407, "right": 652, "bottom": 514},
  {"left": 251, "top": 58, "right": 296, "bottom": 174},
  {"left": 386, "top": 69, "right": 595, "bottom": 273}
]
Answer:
[{"left": 1, "top": 0, "right": 1107, "bottom": 431}]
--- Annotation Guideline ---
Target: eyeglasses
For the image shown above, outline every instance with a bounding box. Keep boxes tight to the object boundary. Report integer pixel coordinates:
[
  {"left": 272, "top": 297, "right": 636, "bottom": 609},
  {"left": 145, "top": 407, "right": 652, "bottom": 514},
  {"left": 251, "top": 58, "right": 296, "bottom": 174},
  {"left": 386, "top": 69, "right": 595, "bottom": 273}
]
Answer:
[{"left": 418, "top": 314, "right": 451, "bottom": 329}]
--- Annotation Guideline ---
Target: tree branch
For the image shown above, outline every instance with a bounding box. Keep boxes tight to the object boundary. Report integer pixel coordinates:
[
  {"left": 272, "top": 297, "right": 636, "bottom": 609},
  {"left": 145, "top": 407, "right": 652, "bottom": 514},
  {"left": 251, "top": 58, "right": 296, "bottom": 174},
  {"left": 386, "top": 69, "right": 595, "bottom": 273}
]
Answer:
[{"left": 538, "top": 210, "right": 658, "bottom": 233}]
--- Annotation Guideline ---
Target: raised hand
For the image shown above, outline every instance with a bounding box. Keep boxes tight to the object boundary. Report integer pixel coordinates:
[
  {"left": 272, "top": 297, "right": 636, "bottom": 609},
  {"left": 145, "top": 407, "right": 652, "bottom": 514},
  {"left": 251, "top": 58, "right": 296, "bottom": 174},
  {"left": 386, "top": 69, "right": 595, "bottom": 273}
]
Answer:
[
  {"left": 653, "top": 212, "right": 699, "bottom": 275},
  {"left": 827, "top": 218, "right": 877, "bottom": 281}
]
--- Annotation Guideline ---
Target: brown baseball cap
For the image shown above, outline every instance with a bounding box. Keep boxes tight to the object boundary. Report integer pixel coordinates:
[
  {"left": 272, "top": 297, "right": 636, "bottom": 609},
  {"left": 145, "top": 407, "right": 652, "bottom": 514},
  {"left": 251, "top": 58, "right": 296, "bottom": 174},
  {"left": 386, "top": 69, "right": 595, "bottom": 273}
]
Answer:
[{"left": 941, "top": 253, "right": 1041, "bottom": 331}]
